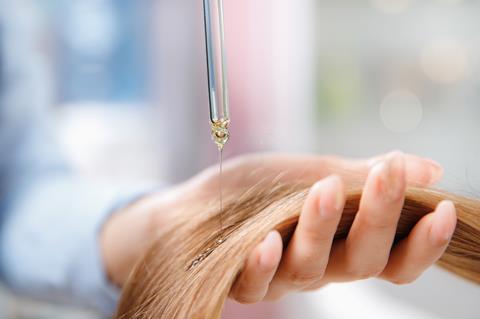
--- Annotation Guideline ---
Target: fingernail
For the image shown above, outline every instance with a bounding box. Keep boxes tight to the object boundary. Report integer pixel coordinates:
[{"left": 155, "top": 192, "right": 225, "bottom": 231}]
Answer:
[
  {"left": 260, "top": 231, "right": 279, "bottom": 269},
  {"left": 426, "top": 159, "right": 444, "bottom": 185},
  {"left": 335, "top": 191, "right": 344, "bottom": 212},
  {"left": 430, "top": 201, "right": 457, "bottom": 245},
  {"left": 367, "top": 157, "right": 380, "bottom": 168},
  {"left": 319, "top": 176, "right": 344, "bottom": 218},
  {"left": 375, "top": 153, "right": 405, "bottom": 202}
]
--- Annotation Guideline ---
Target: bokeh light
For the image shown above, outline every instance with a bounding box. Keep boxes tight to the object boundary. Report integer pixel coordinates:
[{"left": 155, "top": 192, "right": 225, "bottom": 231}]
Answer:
[{"left": 420, "top": 38, "right": 471, "bottom": 84}]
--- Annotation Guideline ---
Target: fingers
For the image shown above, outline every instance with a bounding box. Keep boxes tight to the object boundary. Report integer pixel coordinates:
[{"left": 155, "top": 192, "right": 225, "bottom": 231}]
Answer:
[
  {"left": 366, "top": 153, "right": 443, "bottom": 187},
  {"left": 229, "top": 152, "right": 449, "bottom": 303},
  {"left": 230, "top": 231, "right": 282, "bottom": 304},
  {"left": 265, "top": 175, "right": 345, "bottom": 300},
  {"left": 379, "top": 201, "right": 457, "bottom": 284},
  {"left": 326, "top": 152, "right": 407, "bottom": 281}
]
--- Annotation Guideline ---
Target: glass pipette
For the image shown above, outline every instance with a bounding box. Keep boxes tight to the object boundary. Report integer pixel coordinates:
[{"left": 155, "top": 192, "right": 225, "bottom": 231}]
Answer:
[{"left": 203, "top": 0, "right": 230, "bottom": 150}]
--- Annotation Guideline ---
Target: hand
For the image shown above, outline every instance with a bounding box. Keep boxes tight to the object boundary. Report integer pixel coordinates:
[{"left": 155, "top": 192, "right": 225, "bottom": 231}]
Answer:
[
  {"left": 228, "top": 152, "right": 456, "bottom": 303},
  {"left": 100, "top": 152, "right": 454, "bottom": 300}
]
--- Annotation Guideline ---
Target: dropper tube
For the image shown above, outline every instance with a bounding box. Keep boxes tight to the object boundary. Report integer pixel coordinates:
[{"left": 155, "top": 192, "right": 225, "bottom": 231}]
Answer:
[{"left": 203, "top": 0, "right": 230, "bottom": 150}]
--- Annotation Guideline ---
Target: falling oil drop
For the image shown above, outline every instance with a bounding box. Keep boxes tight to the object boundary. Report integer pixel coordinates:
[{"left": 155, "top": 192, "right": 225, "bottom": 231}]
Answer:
[{"left": 211, "top": 120, "right": 229, "bottom": 231}]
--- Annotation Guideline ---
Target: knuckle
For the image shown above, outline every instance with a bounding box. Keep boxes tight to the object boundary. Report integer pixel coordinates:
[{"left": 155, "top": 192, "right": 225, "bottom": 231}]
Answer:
[
  {"left": 358, "top": 213, "right": 396, "bottom": 230},
  {"left": 295, "top": 246, "right": 329, "bottom": 267},
  {"left": 343, "top": 253, "right": 388, "bottom": 279},
  {"left": 303, "top": 228, "right": 332, "bottom": 244},
  {"left": 283, "top": 269, "right": 325, "bottom": 287}
]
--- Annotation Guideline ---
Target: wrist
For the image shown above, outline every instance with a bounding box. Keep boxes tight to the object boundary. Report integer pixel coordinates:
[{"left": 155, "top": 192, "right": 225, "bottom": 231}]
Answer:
[{"left": 100, "top": 191, "right": 172, "bottom": 287}]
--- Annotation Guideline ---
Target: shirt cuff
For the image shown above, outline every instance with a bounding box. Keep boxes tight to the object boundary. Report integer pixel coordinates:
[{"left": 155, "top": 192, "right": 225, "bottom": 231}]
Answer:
[
  {"left": 71, "top": 217, "right": 120, "bottom": 316},
  {"left": 0, "top": 175, "right": 160, "bottom": 317},
  {"left": 72, "top": 185, "right": 162, "bottom": 315}
]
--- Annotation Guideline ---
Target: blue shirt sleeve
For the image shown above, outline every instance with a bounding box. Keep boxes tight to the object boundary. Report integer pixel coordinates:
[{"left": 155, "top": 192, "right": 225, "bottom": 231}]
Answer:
[
  {"left": 0, "top": 177, "right": 126, "bottom": 315},
  {"left": 0, "top": 118, "right": 155, "bottom": 316},
  {"left": 0, "top": 5, "right": 158, "bottom": 315}
]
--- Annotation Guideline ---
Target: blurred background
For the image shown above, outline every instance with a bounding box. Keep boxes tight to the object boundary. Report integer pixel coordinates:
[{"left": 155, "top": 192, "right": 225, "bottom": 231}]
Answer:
[{"left": 1, "top": 0, "right": 479, "bottom": 318}]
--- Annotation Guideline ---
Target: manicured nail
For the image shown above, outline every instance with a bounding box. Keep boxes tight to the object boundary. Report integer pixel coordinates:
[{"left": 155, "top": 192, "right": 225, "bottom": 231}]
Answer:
[
  {"left": 425, "top": 159, "right": 444, "bottom": 185},
  {"left": 367, "top": 157, "right": 380, "bottom": 168},
  {"left": 260, "top": 231, "right": 279, "bottom": 269},
  {"left": 335, "top": 190, "right": 344, "bottom": 212},
  {"left": 375, "top": 153, "right": 405, "bottom": 202},
  {"left": 430, "top": 201, "right": 457, "bottom": 245},
  {"left": 318, "top": 176, "right": 344, "bottom": 218}
]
